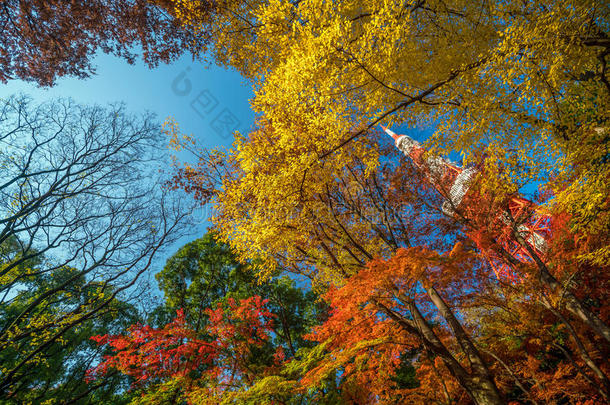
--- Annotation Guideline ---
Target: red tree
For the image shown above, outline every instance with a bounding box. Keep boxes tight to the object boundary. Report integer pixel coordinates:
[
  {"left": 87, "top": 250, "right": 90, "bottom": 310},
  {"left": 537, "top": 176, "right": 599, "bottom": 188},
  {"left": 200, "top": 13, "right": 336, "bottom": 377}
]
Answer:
[
  {"left": 87, "top": 296, "right": 275, "bottom": 401},
  {"left": 0, "top": 0, "right": 211, "bottom": 86}
]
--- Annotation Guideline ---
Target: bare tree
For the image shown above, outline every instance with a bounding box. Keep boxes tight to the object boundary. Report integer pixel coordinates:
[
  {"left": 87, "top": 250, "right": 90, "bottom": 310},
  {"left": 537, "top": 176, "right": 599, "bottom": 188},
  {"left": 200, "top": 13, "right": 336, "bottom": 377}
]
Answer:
[{"left": 0, "top": 95, "right": 194, "bottom": 398}]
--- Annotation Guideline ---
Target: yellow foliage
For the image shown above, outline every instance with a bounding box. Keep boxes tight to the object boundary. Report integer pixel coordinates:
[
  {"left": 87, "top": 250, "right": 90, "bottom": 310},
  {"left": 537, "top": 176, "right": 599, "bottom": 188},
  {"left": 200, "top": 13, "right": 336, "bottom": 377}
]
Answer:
[{"left": 168, "top": 0, "right": 609, "bottom": 277}]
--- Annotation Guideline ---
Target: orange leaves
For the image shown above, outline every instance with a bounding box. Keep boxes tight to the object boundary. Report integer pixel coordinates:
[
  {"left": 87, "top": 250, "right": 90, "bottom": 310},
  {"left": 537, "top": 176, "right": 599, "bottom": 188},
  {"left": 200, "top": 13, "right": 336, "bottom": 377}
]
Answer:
[
  {"left": 299, "top": 247, "right": 452, "bottom": 401},
  {"left": 207, "top": 296, "right": 275, "bottom": 351},
  {"left": 299, "top": 244, "right": 520, "bottom": 403},
  {"left": 86, "top": 308, "right": 216, "bottom": 385},
  {"left": 324, "top": 247, "right": 435, "bottom": 304},
  {"left": 86, "top": 296, "right": 275, "bottom": 397}
]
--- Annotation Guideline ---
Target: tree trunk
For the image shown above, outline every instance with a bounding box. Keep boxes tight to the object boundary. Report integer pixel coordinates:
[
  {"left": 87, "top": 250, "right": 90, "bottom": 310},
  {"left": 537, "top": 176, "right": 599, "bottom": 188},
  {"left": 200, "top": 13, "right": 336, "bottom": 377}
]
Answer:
[
  {"left": 422, "top": 286, "right": 505, "bottom": 405},
  {"left": 376, "top": 299, "right": 506, "bottom": 405},
  {"left": 510, "top": 229, "right": 610, "bottom": 345}
]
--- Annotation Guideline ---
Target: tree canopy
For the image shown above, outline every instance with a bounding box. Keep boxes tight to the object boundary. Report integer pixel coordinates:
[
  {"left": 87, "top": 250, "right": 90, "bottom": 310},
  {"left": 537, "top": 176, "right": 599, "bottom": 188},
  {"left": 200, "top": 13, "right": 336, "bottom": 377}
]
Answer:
[
  {"left": 1, "top": 0, "right": 609, "bottom": 403},
  {"left": 0, "top": 0, "right": 211, "bottom": 86},
  {"left": 161, "top": 0, "right": 610, "bottom": 403}
]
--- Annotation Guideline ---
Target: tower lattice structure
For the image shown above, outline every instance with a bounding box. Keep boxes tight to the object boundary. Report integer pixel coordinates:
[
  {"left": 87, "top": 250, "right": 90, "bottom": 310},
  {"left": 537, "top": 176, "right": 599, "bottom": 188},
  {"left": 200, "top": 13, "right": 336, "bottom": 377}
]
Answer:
[{"left": 382, "top": 126, "right": 552, "bottom": 280}]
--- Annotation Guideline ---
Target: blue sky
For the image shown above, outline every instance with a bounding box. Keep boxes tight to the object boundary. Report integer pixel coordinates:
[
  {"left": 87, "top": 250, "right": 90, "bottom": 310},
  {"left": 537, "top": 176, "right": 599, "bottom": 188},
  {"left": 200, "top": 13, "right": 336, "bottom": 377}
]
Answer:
[{"left": 1, "top": 53, "right": 255, "bottom": 150}]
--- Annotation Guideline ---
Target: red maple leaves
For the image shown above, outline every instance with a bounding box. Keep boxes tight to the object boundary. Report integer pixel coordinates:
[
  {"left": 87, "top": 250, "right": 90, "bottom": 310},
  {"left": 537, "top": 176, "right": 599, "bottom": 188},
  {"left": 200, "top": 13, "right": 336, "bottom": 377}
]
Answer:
[{"left": 86, "top": 296, "right": 275, "bottom": 391}]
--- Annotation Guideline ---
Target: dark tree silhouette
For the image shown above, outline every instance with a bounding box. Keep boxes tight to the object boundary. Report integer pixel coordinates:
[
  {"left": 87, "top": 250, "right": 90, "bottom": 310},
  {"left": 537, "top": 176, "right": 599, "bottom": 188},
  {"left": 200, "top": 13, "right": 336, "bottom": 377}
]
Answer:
[{"left": 0, "top": 0, "right": 212, "bottom": 86}]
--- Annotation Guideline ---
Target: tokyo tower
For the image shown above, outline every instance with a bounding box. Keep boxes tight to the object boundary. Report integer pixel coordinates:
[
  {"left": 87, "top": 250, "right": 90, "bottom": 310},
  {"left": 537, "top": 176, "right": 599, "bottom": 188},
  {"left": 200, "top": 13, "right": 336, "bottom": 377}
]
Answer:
[{"left": 382, "top": 126, "right": 552, "bottom": 280}]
